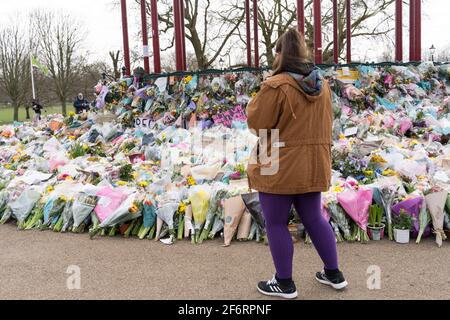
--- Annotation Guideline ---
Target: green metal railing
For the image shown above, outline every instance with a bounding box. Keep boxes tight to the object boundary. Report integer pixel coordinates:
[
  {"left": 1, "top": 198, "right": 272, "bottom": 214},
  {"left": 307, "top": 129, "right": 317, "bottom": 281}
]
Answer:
[{"left": 136, "top": 61, "right": 448, "bottom": 81}]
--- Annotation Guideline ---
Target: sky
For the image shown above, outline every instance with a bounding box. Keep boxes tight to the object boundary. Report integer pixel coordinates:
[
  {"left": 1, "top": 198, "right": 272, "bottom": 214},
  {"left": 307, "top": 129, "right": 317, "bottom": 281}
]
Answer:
[{"left": 1, "top": 0, "right": 449, "bottom": 65}]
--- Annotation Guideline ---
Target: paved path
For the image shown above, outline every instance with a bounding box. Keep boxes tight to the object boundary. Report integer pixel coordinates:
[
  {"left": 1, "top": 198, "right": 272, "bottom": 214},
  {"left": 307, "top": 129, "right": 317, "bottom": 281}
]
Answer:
[{"left": 0, "top": 224, "right": 449, "bottom": 300}]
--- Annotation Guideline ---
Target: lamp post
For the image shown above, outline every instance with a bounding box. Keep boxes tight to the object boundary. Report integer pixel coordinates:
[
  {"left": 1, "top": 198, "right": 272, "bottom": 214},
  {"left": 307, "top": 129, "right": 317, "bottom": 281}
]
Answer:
[
  {"left": 430, "top": 44, "right": 436, "bottom": 62},
  {"left": 219, "top": 58, "right": 225, "bottom": 70}
]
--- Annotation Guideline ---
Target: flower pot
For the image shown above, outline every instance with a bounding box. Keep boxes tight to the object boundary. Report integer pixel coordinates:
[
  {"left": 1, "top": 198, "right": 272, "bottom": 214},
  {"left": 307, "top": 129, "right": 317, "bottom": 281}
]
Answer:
[
  {"left": 368, "top": 224, "right": 385, "bottom": 241},
  {"left": 394, "top": 229, "right": 410, "bottom": 244}
]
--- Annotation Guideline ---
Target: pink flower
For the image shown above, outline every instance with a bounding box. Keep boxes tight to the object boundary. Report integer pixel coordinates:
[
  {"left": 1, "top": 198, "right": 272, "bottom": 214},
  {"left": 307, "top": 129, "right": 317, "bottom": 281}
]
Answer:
[{"left": 399, "top": 118, "right": 413, "bottom": 135}]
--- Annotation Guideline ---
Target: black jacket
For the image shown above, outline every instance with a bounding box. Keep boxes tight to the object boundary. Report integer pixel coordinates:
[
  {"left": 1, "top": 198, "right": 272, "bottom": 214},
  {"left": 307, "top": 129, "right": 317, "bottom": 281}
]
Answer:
[
  {"left": 32, "top": 102, "right": 43, "bottom": 114},
  {"left": 74, "top": 98, "right": 90, "bottom": 113}
]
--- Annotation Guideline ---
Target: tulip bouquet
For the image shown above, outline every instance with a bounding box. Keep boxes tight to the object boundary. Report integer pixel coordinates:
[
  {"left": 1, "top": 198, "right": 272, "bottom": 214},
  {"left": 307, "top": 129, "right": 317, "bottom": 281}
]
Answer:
[{"left": 189, "top": 185, "right": 211, "bottom": 244}]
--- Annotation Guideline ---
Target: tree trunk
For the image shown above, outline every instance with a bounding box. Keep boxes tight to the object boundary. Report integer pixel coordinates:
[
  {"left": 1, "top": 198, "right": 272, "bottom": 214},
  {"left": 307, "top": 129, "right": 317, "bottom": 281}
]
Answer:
[
  {"left": 61, "top": 99, "right": 67, "bottom": 117},
  {"left": 189, "top": 29, "right": 209, "bottom": 70},
  {"left": 13, "top": 103, "right": 19, "bottom": 122},
  {"left": 25, "top": 106, "right": 31, "bottom": 120}
]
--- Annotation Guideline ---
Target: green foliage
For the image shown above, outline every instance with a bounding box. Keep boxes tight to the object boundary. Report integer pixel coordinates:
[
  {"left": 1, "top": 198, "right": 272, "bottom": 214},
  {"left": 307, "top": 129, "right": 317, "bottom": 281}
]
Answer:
[
  {"left": 119, "top": 164, "right": 134, "bottom": 182},
  {"left": 69, "top": 143, "right": 87, "bottom": 159},
  {"left": 393, "top": 210, "right": 413, "bottom": 231},
  {"left": 369, "top": 205, "right": 383, "bottom": 227}
]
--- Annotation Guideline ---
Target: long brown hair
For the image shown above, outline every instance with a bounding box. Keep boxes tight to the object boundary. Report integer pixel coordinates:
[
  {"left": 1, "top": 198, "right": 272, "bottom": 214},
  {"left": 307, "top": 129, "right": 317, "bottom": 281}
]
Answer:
[{"left": 272, "top": 28, "right": 312, "bottom": 76}]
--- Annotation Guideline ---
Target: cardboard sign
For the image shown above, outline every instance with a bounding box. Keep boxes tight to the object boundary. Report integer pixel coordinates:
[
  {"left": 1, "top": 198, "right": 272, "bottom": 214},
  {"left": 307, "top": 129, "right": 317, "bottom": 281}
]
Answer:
[
  {"left": 134, "top": 117, "right": 153, "bottom": 128},
  {"left": 212, "top": 105, "right": 247, "bottom": 128}
]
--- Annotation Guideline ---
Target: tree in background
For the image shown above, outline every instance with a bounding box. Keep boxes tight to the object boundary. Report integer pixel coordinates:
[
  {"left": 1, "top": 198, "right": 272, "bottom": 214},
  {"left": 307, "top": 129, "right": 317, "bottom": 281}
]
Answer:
[
  {"left": 31, "top": 10, "right": 84, "bottom": 116},
  {"left": 126, "top": 0, "right": 245, "bottom": 70},
  {"left": 227, "top": 0, "right": 396, "bottom": 66},
  {"left": 109, "top": 51, "right": 122, "bottom": 81},
  {"left": 0, "top": 23, "right": 31, "bottom": 122}
]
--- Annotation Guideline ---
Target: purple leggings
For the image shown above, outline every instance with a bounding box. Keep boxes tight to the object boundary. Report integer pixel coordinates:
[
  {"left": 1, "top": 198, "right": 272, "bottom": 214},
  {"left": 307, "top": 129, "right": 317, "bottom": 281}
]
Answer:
[{"left": 259, "top": 192, "right": 339, "bottom": 280}]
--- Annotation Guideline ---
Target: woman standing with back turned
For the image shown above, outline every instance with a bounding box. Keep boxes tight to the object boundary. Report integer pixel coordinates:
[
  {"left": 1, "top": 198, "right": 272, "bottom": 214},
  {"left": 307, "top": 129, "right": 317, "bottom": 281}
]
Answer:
[{"left": 247, "top": 28, "right": 348, "bottom": 299}]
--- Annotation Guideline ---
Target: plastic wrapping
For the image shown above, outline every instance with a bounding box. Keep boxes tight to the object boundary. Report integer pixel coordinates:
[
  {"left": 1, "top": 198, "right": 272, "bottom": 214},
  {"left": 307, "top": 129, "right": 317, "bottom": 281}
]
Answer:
[
  {"left": 10, "top": 189, "right": 41, "bottom": 223},
  {"left": 73, "top": 193, "right": 98, "bottom": 228}
]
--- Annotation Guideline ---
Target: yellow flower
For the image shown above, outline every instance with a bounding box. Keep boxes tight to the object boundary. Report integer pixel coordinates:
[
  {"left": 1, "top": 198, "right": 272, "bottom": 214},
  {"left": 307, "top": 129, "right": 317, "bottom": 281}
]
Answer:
[
  {"left": 129, "top": 204, "right": 139, "bottom": 214},
  {"left": 68, "top": 111, "right": 76, "bottom": 117},
  {"left": 364, "top": 170, "right": 374, "bottom": 176},
  {"left": 68, "top": 136, "right": 76, "bottom": 140},
  {"left": 251, "top": 92, "right": 257, "bottom": 98},
  {"left": 187, "top": 176, "right": 196, "bottom": 186},
  {"left": 4, "top": 164, "right": 11, "bottom": 169},
  {"left": 46, "top": 186, "right": 54, "bottom": 193},
  {"left": 409, "top": 140, "right": 419, "bottom": 147},
  {"left": 60, "top": 195, "right": 67, "bottom": 202},
  {"left": 82, "top": 145, "right": 89, "bottom": 151},
  {"left": 382, "top": 169, "right": 397, "bottom": 176},
  {"left": 178, "top": 202, "right": 186, "bottom": 214},
  {"left": 117, "top": 181, "right": 127, "bottom": 186},
  {"left": 331, "top": 186, "right": 344, "bottom": 193},
  {"left": 132, "top": 172, "right": 138, "bottom": 180},
  {"left": 371, "top": 155, "right": 387, "bottom": 164},
  {"left": 184, "top": 75, "right": 193, "bottom": 84},
  {"left": 139, "top": 181, "right": 149, "bottom": 188},
  {"left": 339, "top": 134, "right": 346, "bottom": 140}
]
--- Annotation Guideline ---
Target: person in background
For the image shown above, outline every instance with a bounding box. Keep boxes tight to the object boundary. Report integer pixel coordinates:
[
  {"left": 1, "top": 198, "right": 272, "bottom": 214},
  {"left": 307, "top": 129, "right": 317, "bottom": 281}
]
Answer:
[
  {"left": 31, "top": 98, "right": 44, "bottom": 125},
  {"left": 247, "top": 28, "right": 347, "bottom": 299},
  {"left": 73, "top": 93, "right": 90, "bottom": 114}
]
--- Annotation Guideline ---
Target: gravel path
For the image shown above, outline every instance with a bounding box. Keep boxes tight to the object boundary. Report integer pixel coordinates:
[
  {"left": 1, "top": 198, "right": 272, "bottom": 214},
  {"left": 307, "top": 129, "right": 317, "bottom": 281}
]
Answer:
[{"left": 0, "top": 223, "right": 449, "bottom": 300}]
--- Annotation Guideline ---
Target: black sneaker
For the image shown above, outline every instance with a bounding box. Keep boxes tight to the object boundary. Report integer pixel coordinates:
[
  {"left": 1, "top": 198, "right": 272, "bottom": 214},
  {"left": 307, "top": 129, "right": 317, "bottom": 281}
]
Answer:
[
  {"left": 315, "top": 270, "right": 348, "bottom": 290},
  {"left": 257, "top": 276, "right": 298, "bottom": 299}
]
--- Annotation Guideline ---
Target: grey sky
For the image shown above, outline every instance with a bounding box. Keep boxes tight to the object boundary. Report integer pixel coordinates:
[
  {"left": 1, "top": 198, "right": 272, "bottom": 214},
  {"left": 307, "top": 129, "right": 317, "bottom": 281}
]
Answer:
[{"left": 1, "top": 0, "right": 449, "bottom": 64}]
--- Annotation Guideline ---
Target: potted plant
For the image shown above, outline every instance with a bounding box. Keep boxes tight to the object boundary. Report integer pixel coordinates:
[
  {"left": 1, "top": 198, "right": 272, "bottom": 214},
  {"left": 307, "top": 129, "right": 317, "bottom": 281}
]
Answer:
[
  {"left": 367, "top": 205, "right": 385, "bottom": 241},
  {"left": 393, "top": 210, "right": 413, "bottom": 244}
]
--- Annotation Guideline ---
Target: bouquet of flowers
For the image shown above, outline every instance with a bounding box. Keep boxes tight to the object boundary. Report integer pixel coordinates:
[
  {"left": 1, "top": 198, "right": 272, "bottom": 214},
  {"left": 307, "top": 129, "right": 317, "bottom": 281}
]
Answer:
[
  {"left": 72, "top": 193, "right": 99, "bottom": 230},
  {"left": 9, "top": 189, "right": 41, "bottom": 228},
  {"left": 337, "top": 188, "right": 373, "bottom": 243},
  {"left": 425, "top": 190, "right": 448, "bottom": 247},
  {"left": 416, "top": 202, "right": 432, "bottom": 244},
  {"left": 61, "top": 200, "right": 74, "bottom": 233},
  {"left": 241, "top": 192, "right": 266, "bottom": 238},
  {"left": 223, "top": 195, "right": 246, "bottom": 247},
  {"left": 327, "top": 201, "right": 352, "bottom": 241},
  {"left": 90, "top": 193, "right": 142, "bottom": 239},
  {"left": 42, "top": 195, "right": 67, "bottom": 229},
  {"left": 199, "top": 183, "right": 229, "bottom": 243},
  {"left": 155, "top": 190, "right": 181, "bottom": 244},
  {"left": 374, "top": 181, "right": 401, "bottom": 241},
  {"left": 188, "top": 185, "right": 211, "bottom": 244},
  {"left": 139, "top": 196, "right": 157, "bottom": 240}
]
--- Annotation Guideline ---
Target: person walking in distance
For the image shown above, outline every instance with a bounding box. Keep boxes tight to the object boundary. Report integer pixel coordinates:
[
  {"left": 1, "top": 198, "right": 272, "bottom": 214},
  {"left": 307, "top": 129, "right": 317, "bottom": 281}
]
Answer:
[
  {"left": 31, "top": 98, "right": 44, "bottom": 126},
  {"left": 247, "top": 28, "right": 348, "bottom": 299}
]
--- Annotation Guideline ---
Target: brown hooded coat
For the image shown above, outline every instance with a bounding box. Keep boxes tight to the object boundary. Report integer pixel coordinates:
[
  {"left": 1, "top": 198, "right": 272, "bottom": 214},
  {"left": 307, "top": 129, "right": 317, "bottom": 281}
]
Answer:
[{"left": 247, "top": 73, "right": 333, "bottom": 195}]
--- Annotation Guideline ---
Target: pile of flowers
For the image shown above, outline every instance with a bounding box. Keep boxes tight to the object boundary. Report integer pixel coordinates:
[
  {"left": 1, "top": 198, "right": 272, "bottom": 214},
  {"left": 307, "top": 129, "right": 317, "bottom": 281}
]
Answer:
[{"left": 0, "top": 62, "right": 449, "bottom": 247}]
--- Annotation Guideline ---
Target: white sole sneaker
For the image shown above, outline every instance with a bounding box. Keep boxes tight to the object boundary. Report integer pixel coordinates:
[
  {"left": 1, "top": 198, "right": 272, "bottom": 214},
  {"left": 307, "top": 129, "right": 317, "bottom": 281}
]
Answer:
[
  {"left": 315, "top": 276, "right": 348, "bottom": 290},
  {"left": 257, "top": 286, "right": 298, "bottom": 300}
]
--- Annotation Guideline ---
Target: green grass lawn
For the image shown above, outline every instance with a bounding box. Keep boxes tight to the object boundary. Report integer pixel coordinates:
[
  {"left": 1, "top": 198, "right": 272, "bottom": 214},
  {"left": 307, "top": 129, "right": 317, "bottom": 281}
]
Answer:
[{"left": 0, "top": 105, "right": 63, "bottom": 124}]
